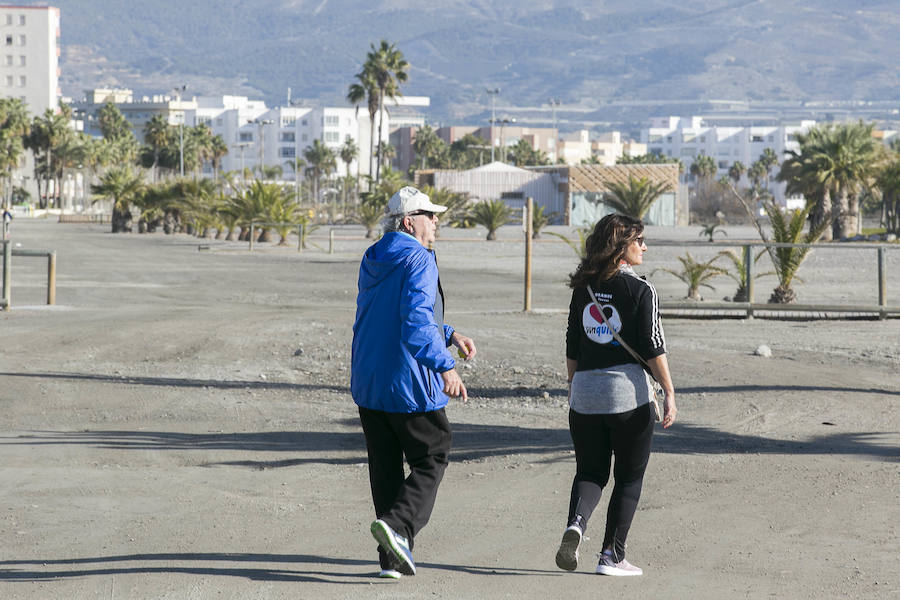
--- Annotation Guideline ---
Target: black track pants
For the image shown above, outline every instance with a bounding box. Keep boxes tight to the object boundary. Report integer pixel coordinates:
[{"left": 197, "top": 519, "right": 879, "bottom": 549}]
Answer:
[
  {"left": 358, "top": 406, "right": 452, "bottom": 568},
  {"left": 566, "top": 403, "right": 653, "bottom": 560}
]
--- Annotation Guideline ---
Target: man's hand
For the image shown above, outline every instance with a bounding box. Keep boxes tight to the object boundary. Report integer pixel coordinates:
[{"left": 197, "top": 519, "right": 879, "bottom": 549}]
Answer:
[
  {"left": 440, "top": 368, "right": 468, "bottom": 403},
  {"left": 451, "top": 332, "right": 477, "bottom": 360}
]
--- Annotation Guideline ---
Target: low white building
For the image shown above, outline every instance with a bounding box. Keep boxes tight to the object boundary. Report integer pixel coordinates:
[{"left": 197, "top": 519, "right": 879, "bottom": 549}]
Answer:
[
  {"left": 558, "top": 130, "right": 647, "bottom": 166},
  {"left": 641, "top": 116, "right": 815, "bottom": 206}
]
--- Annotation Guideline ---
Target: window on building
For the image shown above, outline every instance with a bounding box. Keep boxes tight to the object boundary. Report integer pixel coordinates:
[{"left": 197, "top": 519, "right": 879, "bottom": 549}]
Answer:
[
  {"left": 19, "top": 15, "right": 25, "bottom": 26},
  {"left": 786, "top": 134, "right": 796, "bottom": 142},
  {"left": 4, "top": 55, "right": 11, "bottom": 66},
  {"left": 718, "top": 160, "right": 729, "bottom": 169},
  {"left": 768, "top": 135, "right": 774, "bottom": 142},
  {"left": 324, "top": 115, "right": 339, "bottom": 127},
  {"left": 216, "top": 118, "right": 223, "bottom": 126},
  {"left": 324, "top": 131, "right": 340, "bottom": 143},
  {"left": 751, "top": 135, "right": 764, "bottom": 142},
  {"left": 279, "top": 147, "right": 295, "bottom": 158},
  {"left": 301, "top": 119, "right": 308, "bottom": 126},
  {"left": 239, "top": 132, "right": 253, "bottom": 142},
  {"left": 649, "top": 147, "right": 663, "bottom": 156},
  {"left": 281, "top": 117, "right": 296, "bottom": 126},
  {"left": 5, "top": 36, "right": 12, "bottom": 46},
  {"left": 680, "top": 148, "right": 695, "bottom": 157},
  {"left": 700, "top": 136, "right": 706, "bottom": 143},
  {"left": 18, "top": 55, "right": 24, "bottom": 66},
  {"left": 5, "top": 15, "right": 11, "bottom": 26},
  {"left": 280, "top": 132, "right": 295, "bottom": 142},
  {"left": 301, "top": 133, "right": 308, "bottom": 141},
  {"left": 682, "top": 134, "right": 695, "bottom": 143},
  {"left": 501, "top": 191, "right": 524, "bottom": 200},
  {"left": 5, "top": 76, "right": 12, "bottom": 87},
  {"left": 666, "top": 136, "right": 673, "bottom": 143},
  {"left": 648, "top": 135, "right": 662, "bottom": 143},
  {"left": 18, "top": 35, "right": 25, "bottom": 46},
  {"left": 18, "top": 75, "right": 25, "bottom": 87}
]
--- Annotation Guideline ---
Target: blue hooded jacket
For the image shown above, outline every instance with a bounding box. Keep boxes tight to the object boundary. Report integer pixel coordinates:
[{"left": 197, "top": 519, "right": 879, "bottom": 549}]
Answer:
[{"left": 351, "top": 231, "right": 456, "bottom": 413}]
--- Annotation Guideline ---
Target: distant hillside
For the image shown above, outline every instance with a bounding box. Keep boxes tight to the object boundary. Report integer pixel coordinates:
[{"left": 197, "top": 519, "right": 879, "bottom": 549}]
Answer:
[{"left": 44, "top": 0, "right": 900, "bottom": 128}]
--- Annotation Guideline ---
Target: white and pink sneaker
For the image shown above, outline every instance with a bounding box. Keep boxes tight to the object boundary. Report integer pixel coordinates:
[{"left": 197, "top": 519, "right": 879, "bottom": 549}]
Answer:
[{"left": 596, "top": 549, "right": 643, "bottom": 576}]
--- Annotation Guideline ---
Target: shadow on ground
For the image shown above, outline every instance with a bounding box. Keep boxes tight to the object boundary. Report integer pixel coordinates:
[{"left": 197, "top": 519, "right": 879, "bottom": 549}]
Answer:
[{"left": 0, "top": 552, "right": 560, "bottom": 584}]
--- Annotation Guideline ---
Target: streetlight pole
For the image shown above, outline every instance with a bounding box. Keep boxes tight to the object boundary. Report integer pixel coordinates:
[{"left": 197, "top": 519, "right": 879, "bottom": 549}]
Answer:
[
  {"left": 250, "top": 118, "right": 275, "bottom": 178},
  {"left": 549, "top": 98, "right": 561, "bottom": 161},
  {"left": 173, "top": 85, "right": 187, "bottom": 178},
  {"left": 486, "top": 88, "right": 500, "bottom": 162},
  {"left": 233, "top": 142, "right": 251, "bottom": 190}
]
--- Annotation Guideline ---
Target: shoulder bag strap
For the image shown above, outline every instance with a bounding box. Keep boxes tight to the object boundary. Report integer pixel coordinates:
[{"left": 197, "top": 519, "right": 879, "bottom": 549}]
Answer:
[{"left": 586, "top": 283, "right": 658, "bottom": 382}]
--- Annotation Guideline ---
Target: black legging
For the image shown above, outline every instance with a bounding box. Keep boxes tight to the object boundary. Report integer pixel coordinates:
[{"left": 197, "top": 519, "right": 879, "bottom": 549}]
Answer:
[{"left": 566, "top": 403, "right": 653, "bottom": 561}]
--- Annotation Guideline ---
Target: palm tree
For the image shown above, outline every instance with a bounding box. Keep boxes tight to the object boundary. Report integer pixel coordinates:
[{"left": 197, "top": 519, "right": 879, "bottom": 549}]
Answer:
[
  {"left": 340, "top": 136, "right": 359, "bottom": 202},
  {"left": 365, "top": 40, "right": 409, "bottom": 182},
  {"left": 0, "top": 98, "right": 30, "bottom": 205},
  {"left": 303, "top": 140, "right": 336, "bottom": 204},
  {"left": 602, "top": 175, "right": 673, "bottom": 219},
  {"left": 656, "top": 253, "right": 727, "bottom": 301},
  {"left": 347, "top": 67, "right": 379, "bottom": 186},
  {"left": 763, "top": 202, "right": 831, "bottom": 303},
  {"left": 412, "top": 125, "right": 444, "bottom": 170},
  {"left": 698, "top": 222, "right": 727, "bottom": 242},
  {"left": 90, "top": 166, "right": 145, "bottom": 232},
  {"left": 717, "top": 248, "right": 773, "bottom": 302},
  {"left": 470, "top": 199, "right": 514, "bottom": 240},
  {"left": 377, "top": 142, "right": 395, "bottom": 170},
  {"left": 875, "top": 144, "right": 900, "bottom": 235},
  {"left": 97, "top": 102, "right": 138, "bottom": 164},
  {"left": 728, "top": 161, "right": 746, "bottom": 185},
  {"left": 143, "top": 115, "right": 170, "bottom": 181},
  {"left": 777, "top": 127, "right": 834, "bottom": 240},
  {"left": 25, "top": 108, "right": 72, "bottom": 208},
  {"left": 208, "top": 134, "right": 229, "bottom": 184}
]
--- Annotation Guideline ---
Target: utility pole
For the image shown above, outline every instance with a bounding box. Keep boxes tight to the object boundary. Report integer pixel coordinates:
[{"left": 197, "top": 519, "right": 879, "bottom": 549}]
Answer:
[
  {"left": 486, "top": 88, "right": 500, "bottom": 162},
  {"left": 173, "top": 85, "right": 187, "bottom": 177}
]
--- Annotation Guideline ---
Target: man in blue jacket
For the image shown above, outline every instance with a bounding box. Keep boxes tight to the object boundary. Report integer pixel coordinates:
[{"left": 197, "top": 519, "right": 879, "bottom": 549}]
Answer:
[{"left": 351, "top": 186, "right": 476, "bottom": 579}]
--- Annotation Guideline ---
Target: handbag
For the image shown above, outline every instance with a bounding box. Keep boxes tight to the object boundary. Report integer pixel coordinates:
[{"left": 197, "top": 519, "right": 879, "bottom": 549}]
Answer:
[{"left": 586, "top": 284, "right": 663, "bottom": 423}]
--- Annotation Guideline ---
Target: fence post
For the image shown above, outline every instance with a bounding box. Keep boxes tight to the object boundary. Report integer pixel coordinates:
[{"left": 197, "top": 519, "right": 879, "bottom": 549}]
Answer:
[
  {"left": 297, "top": 223, "right": 303, "bottom": 253},
  {"left": 744, "top": 244, "right": 754, "bottom": 319},
  {"left": 524, "top": 197, "right": 533, "bottom": 312},
  {"left": 1, "top": 240, "right": 9, "bottom": 311},
  {"left": 249, "top": 223, "right": 255, "bottom": 252},
  {"left": 329, "top": 228, "right": 334, "bottom": 254},
  {"left": 47, "top": 251, "right": 56, "bottom": 305},
  {"left": 877, "top": 247, "right": 886, "bottom": 320}
]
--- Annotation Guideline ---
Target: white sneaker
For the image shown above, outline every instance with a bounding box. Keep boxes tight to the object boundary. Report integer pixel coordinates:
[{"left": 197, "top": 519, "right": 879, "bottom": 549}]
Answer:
[
  {"left": 596, "top": 550, "right": 643, "bottom": 576},
  {"left": 378, "top": 568, "right": 402, "bottom": 579},
  {"left": 555, "top": 525, "right": 582, "bottom": 571}
]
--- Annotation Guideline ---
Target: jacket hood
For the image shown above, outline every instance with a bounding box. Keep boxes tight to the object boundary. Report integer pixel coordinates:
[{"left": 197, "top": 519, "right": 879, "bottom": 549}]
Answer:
[{"left": 359, "top": 232, "right": 424, "bottom": 290}]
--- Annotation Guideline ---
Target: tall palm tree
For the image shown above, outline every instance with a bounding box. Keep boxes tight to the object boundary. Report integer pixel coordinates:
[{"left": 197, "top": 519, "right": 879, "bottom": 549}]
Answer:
[
  {"left": 25, "top": 108, "right": 71, "bottom": 208},
  {"left": 340, "top": 136, "right": 359, "bottom": 202},
  {"left": 728, "top": 161, "right": 746, "bottom": 185},
  {"left": 208, "top": 134, "right": 229, "bottom": 184},
  {"left": 90, "top": 166, "right": 145, "bottom": 233},
  {"left": 0, "top": 98, "right": 30, "bottom": 205},
  {"left": 365, "top": 40, "right": 409, "bottom": 182},
  {"left": 303, "top": 139, "right": 336, "bottom": 204},
  {"left": 777, "top": 127, "right": 834, "bottom": 240},
  {"left": 143, "top": 115, "right": 170, "bottom": 182},
  {"left": 875, "top": 144, "right": 900, "bottom": 235},
  {"left": 602, "top": 175, "right": 673, "bottom": 219},
  {"left": 347, "top": 68, "right": 378, "bottom": 185},
  {"left": 413, "top": 125, "right": 444, "bottom": 170}
]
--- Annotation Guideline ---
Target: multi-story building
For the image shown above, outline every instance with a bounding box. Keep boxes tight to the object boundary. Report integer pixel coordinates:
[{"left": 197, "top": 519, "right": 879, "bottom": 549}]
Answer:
[
  {"left": 641, "top": 116, "right": 816, "bottom": 206},
  {"left": 0, "top": 4, "right": 59, "bottom": 116},
  {"left": 557, "top": 130, "right": 647, "bottom": 165}
]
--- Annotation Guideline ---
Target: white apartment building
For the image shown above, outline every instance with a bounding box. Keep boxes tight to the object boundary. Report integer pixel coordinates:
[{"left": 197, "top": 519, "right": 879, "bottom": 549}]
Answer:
[
  {"left": 558, "top": 130, "right": 646, "bottom": 166},
  {"left": 0, "top": 5, "right": 59, "bottom": 116},
  {"left": 641, "top": 116, "right": 816, "bottom": 206}
]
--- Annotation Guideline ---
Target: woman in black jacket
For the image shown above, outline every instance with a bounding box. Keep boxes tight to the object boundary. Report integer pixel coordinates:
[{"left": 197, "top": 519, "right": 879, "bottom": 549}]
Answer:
[{"left": 555, "top": 213, "right": 676, "bottom": 576}]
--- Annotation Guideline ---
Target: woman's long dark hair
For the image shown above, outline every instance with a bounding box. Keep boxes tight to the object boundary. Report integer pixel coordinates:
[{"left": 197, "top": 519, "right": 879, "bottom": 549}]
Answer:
[{"left": 568, "top": 214, "right": 644, "bottom": 288}]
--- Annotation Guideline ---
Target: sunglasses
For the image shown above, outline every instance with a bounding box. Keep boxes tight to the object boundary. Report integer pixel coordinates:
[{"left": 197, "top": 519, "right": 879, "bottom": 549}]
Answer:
[{"left": 408, "top": 210, "right": 436, "bottom": 219}]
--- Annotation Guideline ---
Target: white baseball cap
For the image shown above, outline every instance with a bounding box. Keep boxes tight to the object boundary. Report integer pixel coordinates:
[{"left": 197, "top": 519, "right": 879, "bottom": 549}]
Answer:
[{"left": 385, "top": 186, "right": 448, "bottom": 217}]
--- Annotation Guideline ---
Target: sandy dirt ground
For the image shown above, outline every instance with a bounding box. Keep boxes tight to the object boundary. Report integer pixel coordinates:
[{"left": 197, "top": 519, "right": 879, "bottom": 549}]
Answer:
[{"left": 0, "top": 220, "right": 898, "bottom": 600}]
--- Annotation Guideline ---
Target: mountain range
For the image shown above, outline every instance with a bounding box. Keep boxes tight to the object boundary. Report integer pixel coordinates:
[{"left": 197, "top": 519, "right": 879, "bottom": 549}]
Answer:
[{"left": 47, "top": 0, "right": 900, "bottom": 131}]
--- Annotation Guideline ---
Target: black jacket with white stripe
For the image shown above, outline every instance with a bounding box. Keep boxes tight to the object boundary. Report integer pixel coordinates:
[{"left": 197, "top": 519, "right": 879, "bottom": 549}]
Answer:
[{"left": 565, "top": 266, "right": 666, "bottom": 373}]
